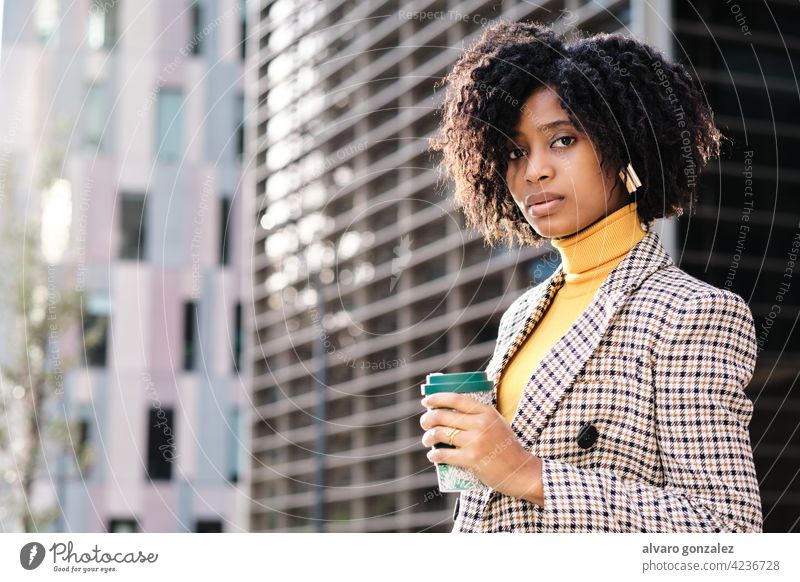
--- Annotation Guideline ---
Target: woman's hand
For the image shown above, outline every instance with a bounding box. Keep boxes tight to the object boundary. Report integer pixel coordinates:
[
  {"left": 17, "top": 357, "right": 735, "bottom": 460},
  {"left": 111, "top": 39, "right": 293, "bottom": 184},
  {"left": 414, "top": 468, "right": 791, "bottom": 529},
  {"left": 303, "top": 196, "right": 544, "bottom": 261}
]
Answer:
[{"left": 420, "top": 392, "right": 545, "bottom": 506}]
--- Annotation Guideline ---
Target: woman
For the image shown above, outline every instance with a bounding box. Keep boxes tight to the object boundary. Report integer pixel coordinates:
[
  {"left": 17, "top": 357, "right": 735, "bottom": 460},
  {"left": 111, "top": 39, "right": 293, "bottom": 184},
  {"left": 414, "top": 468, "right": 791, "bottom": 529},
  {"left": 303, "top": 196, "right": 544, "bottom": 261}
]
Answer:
[{"left": 420, "top": 20, "right": 761, "bottom": 532}]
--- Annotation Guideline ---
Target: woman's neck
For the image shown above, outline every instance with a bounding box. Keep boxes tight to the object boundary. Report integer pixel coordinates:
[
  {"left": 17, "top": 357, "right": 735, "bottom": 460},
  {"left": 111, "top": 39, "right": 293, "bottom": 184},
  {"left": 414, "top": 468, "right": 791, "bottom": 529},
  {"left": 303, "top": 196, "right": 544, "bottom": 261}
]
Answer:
[{"left": 549, "top": 201, "right": 645, "bottom": 275}]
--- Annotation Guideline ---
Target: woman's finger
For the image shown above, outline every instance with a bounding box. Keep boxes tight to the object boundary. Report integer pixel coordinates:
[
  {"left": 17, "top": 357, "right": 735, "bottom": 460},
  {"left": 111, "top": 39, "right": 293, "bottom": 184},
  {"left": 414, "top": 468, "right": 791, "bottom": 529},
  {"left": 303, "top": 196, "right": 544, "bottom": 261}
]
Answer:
[
  {"left": 427, "top": 445, "right": 462, "bottom": 466},
  {"left": 422, "top": 426, "right": 464, "bottom": 448},
  {"left": 421, "top": 392, "right": 487, "bottom": 414},
  {"left": 420, "top": 408, "right": 478, "bottom": 431}
]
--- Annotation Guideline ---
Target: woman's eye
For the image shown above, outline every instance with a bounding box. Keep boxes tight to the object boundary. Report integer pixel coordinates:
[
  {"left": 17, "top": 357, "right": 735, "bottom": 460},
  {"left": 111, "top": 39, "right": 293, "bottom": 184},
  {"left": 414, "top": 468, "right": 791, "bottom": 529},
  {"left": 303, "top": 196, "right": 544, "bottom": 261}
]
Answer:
[
  {"left": 552, "top": 136, "right": 575, "bottom": 148},
  {"left": 508, "top": 147, "right": 525, "bottom": 160}
]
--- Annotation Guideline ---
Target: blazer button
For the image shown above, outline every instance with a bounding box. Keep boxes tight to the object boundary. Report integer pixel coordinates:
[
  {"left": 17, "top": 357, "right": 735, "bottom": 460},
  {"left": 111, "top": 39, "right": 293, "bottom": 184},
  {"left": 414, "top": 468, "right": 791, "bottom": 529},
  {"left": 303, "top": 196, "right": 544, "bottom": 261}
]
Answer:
[{"left": 576, "top": 422, "right": 599, "bottom": 449}]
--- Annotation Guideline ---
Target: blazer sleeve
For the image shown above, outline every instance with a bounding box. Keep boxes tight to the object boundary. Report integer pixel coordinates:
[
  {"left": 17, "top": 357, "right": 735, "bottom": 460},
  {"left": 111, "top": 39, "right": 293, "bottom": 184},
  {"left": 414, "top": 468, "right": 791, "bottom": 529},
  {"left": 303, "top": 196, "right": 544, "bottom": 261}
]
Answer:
[{"left": 537, "top": 290, "right": 763, "bottom": 532}]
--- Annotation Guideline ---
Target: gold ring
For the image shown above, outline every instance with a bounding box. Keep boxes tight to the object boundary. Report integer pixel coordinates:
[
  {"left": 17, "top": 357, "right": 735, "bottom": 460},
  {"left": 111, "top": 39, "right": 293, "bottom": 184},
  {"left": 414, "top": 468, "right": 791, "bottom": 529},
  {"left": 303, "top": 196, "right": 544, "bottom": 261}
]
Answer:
[{"left": 445, "top": 427, "right": 461, "bottom": 447}]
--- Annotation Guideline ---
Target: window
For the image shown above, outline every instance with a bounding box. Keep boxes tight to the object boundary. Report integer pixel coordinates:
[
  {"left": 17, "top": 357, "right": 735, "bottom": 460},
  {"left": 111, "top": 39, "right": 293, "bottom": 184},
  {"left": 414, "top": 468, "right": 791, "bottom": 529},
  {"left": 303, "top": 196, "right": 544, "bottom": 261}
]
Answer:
[
  {"left": 78, "top": 419, "right": 90, "bottom": 450},
  {"left": 108, "top": 519, "right": 138, "bottom": 533},
  {"left": 190, "top": 2, "right": 203, "bottom": 56},
  {"left": 118, "top": 193, "right": 147, "bottom": 260},
  {"left": 87, "top": 0, "right": 119, "bottom": 50},
  {"left": 233, "top": 302, "right": 242, "bottom": 373},
  {"left": 239, "top": 0, "right": 246, "bottom": 60},
  {"left": 82, "top": 296, "right": 109, "bottom": 367},
  {"left": 156, "top": 89, "right": 184, "bottom": 162},
  {"left": 235, "top": 94, "right": 245, "bottom": 160},
  {"left": 84, "top": 82, "right": 108, "bottom": 152},
  {"left": 228, "top": 407, "right": 241, "bottom": 483},
  {"left": 183, "top": 301, "right": 198, "bottom": 371},
  {"left": 220, "top": 197, "right": 231, "bottom": 266},
  {"left": 76, "top": 415, "right": 92, "bottom": 476},
  {"left": 196, "top": 520, "right": 222, "bottom": 532},
  {"left": 36, "top": 0, "right": 59, "bottom": 43},
  {"left": 146, "top": 407, "right": 175, "bottom": 481}
]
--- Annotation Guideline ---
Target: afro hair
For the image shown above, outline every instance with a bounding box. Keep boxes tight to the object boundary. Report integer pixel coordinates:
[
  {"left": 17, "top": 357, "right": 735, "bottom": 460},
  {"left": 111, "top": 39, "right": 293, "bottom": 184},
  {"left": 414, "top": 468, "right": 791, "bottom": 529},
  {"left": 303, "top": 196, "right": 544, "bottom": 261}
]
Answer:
[{"left": 429, "top": 20, "right": 722, "bottom": 247}]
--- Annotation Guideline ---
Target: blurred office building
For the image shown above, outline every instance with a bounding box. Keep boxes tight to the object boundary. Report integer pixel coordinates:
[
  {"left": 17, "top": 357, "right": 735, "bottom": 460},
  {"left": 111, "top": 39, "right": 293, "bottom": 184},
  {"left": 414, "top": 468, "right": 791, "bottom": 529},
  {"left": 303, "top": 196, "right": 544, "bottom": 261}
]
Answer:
[
  {"left": 248, "top": 0, "right": 799, "bottom": 533},
  {"left": 0, "top": 0, "right": 249, "bottom": 532},
  {"left": 669, "top": 0, "right": 800, "bottom": 533}
]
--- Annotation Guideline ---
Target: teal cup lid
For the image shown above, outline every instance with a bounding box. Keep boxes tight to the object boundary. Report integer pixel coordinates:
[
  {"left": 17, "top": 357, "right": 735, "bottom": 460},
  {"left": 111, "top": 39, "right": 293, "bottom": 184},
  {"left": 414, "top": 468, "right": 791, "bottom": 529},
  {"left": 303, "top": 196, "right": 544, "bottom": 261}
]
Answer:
[
  {"left": 426, "top": 371, "right": 488, "bottom": 384},
  {"left": 421, "top": 380, "right": 493, "bottom": 395}
]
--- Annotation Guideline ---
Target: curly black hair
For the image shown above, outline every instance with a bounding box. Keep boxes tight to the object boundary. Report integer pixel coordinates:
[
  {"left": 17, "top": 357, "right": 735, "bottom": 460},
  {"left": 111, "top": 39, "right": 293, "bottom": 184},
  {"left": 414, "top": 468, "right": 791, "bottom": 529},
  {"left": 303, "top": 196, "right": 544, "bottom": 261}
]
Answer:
[{"left": 428, "top": 19, "right": 723, "bottom": 248}]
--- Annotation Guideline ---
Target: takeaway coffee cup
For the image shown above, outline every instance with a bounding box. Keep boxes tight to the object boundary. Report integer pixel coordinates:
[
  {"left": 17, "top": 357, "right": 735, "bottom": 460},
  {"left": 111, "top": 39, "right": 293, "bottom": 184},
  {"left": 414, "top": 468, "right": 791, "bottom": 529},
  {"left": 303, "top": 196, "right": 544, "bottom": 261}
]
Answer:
[{"left": 421, "top": 371, "right": 493, "bottom": 492}]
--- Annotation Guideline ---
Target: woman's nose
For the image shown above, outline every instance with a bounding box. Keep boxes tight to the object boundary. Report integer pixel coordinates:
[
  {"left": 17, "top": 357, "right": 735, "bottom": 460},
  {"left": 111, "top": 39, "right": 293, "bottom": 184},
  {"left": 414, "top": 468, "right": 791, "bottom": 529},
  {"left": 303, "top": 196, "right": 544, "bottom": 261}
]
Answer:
[{"left": 524, "top": 156, "right": 554, "bottom": 183}]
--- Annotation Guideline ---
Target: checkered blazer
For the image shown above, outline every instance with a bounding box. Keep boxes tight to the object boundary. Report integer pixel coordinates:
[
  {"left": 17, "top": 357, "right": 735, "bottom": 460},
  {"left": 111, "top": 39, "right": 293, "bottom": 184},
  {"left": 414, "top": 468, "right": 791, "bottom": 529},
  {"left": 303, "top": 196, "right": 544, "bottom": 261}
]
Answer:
[{"left": 452, "top": 229, "right": 762, "bottom": 532}]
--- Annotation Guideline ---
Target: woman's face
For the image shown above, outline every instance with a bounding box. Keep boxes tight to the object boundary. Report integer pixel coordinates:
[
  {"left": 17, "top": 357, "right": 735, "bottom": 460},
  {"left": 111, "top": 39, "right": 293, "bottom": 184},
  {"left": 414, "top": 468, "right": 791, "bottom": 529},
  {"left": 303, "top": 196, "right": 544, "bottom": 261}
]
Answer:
[{"left": 505, "top": 86, "right": 628, "bottom": 239}]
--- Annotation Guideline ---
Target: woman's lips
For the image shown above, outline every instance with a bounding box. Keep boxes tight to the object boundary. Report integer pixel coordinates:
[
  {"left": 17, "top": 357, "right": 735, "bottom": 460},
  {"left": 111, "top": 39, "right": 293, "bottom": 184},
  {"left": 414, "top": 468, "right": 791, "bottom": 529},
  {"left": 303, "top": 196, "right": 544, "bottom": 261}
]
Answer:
[{"left": 527, "top": 197, "right": 565, "bottom": 217}]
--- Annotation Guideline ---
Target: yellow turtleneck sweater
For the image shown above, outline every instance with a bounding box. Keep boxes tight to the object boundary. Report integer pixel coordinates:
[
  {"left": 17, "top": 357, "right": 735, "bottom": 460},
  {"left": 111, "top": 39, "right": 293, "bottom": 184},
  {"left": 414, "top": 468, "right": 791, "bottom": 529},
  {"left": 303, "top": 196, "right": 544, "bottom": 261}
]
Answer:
[{"left": 497, "top": 201, "right": 646, "bottom": 423}]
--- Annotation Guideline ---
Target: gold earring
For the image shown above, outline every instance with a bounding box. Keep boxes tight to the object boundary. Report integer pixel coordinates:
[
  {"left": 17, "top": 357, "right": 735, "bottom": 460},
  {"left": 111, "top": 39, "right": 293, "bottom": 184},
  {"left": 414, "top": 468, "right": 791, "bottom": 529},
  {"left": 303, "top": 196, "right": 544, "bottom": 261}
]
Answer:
[{"left": 618, "top": 163, "right": 642, "bottom": 195}]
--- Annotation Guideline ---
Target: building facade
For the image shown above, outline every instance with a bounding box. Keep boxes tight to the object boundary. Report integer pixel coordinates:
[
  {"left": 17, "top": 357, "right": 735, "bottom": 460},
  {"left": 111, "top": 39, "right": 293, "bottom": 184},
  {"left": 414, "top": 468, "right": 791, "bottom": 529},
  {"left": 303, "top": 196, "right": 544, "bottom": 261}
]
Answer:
[
  {"left": 0, "top": 0, "right": 249, "bottom": 532},
  {"left": 670, "top": 0, "right": 800, "bottom": 533}
]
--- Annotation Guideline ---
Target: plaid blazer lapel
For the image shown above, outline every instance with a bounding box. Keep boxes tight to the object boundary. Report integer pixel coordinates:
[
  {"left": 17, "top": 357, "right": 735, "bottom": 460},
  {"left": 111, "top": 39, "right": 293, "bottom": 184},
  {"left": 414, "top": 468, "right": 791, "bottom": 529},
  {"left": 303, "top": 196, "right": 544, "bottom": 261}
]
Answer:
[
  {"left": 486, "top": 268, "right": 566, "bottom": 406},
  {"left": 490, "top": 229, "right": 675, "bottom": 448}
]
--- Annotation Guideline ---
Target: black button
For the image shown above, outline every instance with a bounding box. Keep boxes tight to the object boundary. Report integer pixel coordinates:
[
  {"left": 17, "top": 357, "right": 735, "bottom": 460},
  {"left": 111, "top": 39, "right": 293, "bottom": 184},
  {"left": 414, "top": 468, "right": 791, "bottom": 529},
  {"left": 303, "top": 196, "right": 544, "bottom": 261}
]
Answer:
[{"left": 576, "top": 422, "right": 599, "bottom": 449}]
